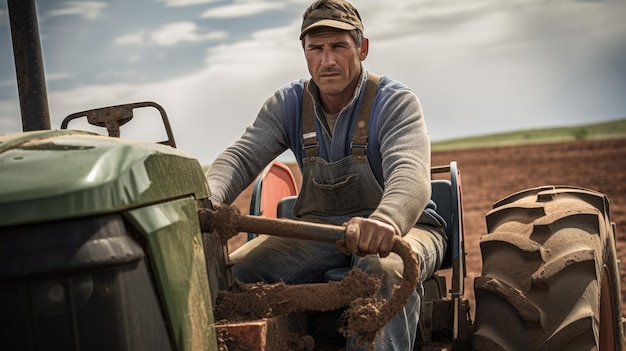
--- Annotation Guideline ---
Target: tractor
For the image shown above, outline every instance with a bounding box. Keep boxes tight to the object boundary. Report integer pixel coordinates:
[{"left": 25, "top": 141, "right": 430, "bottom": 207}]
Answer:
[{"left": 1, "top": 0, "right": 624, "bottom": 350}]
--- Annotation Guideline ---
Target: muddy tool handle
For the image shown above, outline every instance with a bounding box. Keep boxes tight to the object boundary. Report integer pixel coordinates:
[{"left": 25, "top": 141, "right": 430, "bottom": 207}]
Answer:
[
  {"left": 198, "top": 204, "right": 420, "bottom": 344},
  {"left": 198, "top": 202, "right": 345, "bottom": 243}
]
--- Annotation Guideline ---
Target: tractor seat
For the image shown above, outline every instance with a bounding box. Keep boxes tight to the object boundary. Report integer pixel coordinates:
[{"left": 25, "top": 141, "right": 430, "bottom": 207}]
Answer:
[{"left": 247, "top": 161, "right": 463, "bottom": 286}]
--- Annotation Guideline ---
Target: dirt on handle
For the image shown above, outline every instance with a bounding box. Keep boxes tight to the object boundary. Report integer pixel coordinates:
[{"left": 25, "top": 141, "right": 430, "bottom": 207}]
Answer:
[
  {"left": 214, "top": 239, "right": 419, "bottom": 350},
  {"left": 202, "top": 203, "right": 422, "bottom": 349},
  {"left": 214, "top": 264, "right": 415, "bottom": 350},
  {"left": 215, "top": 268, "right": 381, "bottom": 321},
  {"left": 343, "top": 237, "right": 420, "bottom": 349},
  {"left": 198, "top": 202, "right": 241, "bottom": 242}
]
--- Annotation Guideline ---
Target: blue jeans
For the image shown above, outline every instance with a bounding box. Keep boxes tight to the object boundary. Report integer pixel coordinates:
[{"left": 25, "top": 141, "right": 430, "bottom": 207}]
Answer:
[{"left": 230, "top": 223, "right": 447, "bottom": 351}]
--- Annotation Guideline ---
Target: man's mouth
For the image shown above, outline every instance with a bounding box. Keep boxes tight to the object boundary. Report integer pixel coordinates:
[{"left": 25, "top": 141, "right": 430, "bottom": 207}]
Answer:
[{"left": 318, "top": 68, "right": 342, "bottom": 78}]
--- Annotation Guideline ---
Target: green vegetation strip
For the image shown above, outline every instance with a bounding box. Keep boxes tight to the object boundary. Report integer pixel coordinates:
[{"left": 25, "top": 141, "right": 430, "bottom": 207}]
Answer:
[{"left": 432, "top": 118, "right": 626, "bottom": 151}]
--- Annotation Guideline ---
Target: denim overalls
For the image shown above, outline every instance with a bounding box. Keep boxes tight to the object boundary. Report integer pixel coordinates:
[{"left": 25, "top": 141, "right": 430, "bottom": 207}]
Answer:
[{"left": 231, "top": 74, "right": 447, "bottom": 351}]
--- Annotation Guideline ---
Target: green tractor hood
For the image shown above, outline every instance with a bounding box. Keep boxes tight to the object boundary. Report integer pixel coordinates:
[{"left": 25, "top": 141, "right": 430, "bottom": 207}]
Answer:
[{"left": 0, "top": 129, "right": 209, "bottom": 228}]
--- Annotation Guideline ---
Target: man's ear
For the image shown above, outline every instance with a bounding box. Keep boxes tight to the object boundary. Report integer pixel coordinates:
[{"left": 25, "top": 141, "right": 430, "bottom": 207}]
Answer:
[{"left": 359, "top": 37, "right": 369, "bottom": 61}]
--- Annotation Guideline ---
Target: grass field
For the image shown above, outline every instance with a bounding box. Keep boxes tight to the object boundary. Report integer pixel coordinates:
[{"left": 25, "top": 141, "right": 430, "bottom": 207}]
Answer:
[{"left": 432, "top": 117, "right": 626, "bottom": 150}]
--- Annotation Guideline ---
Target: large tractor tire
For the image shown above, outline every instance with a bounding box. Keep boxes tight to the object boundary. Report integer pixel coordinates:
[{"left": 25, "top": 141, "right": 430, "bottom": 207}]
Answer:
[{"left": 473, "top": 186, "right": 624, "bottom": 350}]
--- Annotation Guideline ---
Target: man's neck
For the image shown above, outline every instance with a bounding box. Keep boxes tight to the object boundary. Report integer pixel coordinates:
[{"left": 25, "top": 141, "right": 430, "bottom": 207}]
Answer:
[{"left": 319, "top": 95, "right": 349, "bottom": 115}]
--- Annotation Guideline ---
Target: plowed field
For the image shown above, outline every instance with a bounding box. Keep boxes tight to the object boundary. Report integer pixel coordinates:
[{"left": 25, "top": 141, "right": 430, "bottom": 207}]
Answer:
[{"left": 229, "top": 138, "right": 626, "bottom": 319}]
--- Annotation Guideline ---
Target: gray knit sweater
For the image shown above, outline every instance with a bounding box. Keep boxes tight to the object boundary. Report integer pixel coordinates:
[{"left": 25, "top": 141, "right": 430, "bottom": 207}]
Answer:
[{"left": 206, "top": 69, "right": 433, "bottom": 236}]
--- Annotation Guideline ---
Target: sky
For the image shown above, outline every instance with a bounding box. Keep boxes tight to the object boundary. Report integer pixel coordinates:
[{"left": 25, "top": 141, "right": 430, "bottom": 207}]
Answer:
[{"left": 1, "top": 0, "right": 625, "bottom": 166}]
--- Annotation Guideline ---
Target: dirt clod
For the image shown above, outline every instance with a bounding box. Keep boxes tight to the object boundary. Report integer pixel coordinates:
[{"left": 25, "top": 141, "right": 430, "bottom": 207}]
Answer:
[{"left": 215, "top": 269, "right": 381, "bottom": 321}]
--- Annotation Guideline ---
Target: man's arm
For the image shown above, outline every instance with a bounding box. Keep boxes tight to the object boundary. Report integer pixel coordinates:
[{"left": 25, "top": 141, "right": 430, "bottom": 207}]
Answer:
[
  {"left": 338, "top": 87, "right": 431, "bottom": 257},
  {"left": 206, "top": 92, "right": 290, "bottom": 205},
  {"left": 370, "top": 88, "right": 432, "bottom": 236}
]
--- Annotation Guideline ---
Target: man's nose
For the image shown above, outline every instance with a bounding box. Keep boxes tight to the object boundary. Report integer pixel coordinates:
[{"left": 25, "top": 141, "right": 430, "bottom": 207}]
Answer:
[{"left": 321, "top": 49, "right": 336, "bottom": 66}]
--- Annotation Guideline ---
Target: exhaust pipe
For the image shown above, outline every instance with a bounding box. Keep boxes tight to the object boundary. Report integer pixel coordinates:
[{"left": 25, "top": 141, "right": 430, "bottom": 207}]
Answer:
[{"left": 7, "top": 0, "right": 51, "bottom": 131}]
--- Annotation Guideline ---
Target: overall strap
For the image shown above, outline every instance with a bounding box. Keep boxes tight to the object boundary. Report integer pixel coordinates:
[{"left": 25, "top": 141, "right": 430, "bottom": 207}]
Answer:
[
  {"left": 351, "top": 73, "right": 380, "bottom": 156},
  {"left": 301, "top": 73, "right": 381, "bottom": 158},
  {"left": 301, "top": 80, "right": 317, "bottom": 158}
]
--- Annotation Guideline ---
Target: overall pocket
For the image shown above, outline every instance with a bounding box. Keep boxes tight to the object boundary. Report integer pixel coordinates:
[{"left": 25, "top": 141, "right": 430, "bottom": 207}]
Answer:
[{"left": 312, "top": 173, "right": 365, "bottom": 214}]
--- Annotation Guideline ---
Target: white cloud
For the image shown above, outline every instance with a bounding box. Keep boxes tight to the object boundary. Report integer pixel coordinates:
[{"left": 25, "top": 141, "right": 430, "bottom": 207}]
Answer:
[
  {"left": 0, "top": 79, "right": 15, "bottom": 88},
  {"left": 95, "top": 68, "right": 146, "bottom": 81},
  {"left": 204, "top": 23, "right": 301, "bottom": 67},
  {"left": 151, "top": 22, "right": 227, "bottom": 46},
  {"left": 46, "top": 72, "right": 74, "bottom": 81},
  {"left": 0, "top": 100, "right": 22, "bottom": 134},
  {"left": 0, "top": 9, "right": 7, "bottom": 26},
  {"left": 114, "top": 22, "right": 228, "bottom": 47},
  {"left": 128, "top": 54, "right": 142, "bottom": 63},
  {"left": 357, "top": 0, "right": 546, "bottom": 41},
  {"left": 114, "top": 32, "right": 145, "bottom": 46},
  {"left": 159, "top": 0, "right": 220, "bottom": 7},
  {"left": 201, "top": 2, "right": 285, "bottom": 18},
  {"left": 47, "top": 1, "right": 107, "bottom": 20}
]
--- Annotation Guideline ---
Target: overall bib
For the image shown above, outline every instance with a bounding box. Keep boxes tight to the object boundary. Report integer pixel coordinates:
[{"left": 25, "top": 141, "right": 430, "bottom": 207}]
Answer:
[{"left": 231, "top": 74, "right": 447, "bottom": 351}]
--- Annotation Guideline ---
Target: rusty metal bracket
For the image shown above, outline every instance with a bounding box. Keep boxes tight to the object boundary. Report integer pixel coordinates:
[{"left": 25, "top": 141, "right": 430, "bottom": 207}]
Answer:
[{"left": 61, "top": 101, "right": 177, "bottom": 148}]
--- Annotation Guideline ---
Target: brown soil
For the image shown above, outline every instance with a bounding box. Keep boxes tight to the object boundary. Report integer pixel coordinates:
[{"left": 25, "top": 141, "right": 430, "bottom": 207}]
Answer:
[
  {"left": 215, "top": 269, "right": 381, "bottom": 322},
  {"left": 227, "top": 138, "right": 626, "bottom": 330}
]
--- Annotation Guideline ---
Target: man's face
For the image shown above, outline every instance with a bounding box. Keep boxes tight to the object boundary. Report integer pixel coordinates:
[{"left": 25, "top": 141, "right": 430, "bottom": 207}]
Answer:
[{"left": 303, "top": 29, "right": 368, "bottom": 100}]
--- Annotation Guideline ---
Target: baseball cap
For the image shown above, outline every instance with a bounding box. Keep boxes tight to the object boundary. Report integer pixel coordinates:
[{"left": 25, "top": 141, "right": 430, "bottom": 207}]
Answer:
[{"left": 300, "top": 0, "right": 364, "bottom": 40}]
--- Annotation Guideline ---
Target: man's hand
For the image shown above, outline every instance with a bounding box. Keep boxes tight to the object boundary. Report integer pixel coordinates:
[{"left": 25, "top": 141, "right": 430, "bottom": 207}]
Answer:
[{"left": 339, "top": 217, "right": 396, "bottom": 257}]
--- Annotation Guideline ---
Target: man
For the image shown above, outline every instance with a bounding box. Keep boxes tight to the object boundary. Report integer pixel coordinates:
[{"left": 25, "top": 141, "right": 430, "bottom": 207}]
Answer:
[{"left": 206, "top": 0, "right": 447, "bottom": 349}]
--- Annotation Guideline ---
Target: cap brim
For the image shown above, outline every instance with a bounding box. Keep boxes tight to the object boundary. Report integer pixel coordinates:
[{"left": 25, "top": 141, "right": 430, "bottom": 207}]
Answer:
[{"left": 300, "top": 19, "right": 357, "bottom": 39}]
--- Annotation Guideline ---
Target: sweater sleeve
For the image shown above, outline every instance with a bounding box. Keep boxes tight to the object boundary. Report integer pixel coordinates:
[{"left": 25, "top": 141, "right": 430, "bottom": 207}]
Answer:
[
  {"left": 368, "top": 88, "right": 431, "bottom": 236},
  {"left": 205, "top": 91, "right": 290, "bottom": 205}
]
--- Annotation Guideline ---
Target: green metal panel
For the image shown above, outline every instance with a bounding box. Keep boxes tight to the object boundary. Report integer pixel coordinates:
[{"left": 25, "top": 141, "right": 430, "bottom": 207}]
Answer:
[
  {"left": 125, "top": 196, "right": 217, "bottom": 351},
  {"left": 0, "top": 130, "right": 209, "bottom": 227}
]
